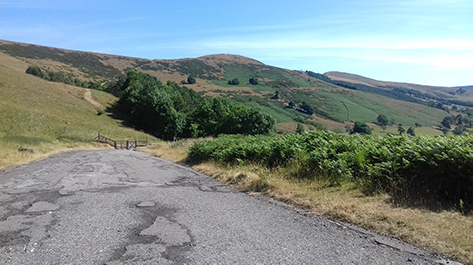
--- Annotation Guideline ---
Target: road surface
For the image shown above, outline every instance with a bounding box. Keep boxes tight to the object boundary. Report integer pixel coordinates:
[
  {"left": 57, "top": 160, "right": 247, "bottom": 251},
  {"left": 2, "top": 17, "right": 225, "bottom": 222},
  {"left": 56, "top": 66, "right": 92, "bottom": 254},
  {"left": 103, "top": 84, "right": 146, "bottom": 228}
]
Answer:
[{"left": 0, "top": 150, "right": 455, "bottom": 264}]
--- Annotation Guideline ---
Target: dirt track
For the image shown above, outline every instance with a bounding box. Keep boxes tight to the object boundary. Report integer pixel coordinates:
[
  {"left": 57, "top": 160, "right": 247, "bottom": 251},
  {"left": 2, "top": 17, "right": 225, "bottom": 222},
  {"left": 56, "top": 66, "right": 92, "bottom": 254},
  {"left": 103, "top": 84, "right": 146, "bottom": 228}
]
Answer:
[{"left": 84, "top": 88, "right": 104, "bottom": 109}]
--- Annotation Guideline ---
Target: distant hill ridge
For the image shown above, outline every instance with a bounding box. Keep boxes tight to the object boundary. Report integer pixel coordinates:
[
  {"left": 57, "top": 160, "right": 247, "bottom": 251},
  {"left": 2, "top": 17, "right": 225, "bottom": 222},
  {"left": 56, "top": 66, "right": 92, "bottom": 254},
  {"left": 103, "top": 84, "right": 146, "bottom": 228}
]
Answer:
[{"left": 0, "top": 39, "right": 462, "bottom": 131}]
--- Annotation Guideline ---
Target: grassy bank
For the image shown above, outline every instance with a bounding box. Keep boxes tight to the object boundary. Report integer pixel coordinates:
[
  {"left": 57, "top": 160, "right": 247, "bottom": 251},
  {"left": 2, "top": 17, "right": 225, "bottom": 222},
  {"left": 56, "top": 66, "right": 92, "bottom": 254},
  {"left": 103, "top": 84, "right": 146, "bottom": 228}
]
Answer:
[{"left": 0, "top": 53, "right": 156, "bottom": 169}]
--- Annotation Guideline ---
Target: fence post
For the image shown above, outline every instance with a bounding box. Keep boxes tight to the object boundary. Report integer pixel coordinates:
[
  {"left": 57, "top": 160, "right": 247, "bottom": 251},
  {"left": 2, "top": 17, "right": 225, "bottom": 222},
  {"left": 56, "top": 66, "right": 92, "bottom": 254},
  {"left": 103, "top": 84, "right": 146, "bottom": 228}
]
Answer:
[
  {"left": 135, "top": 140, "right": 137, "bottom": 148},
  {"left": 114, "top": 141, "right": 117, "bottom": 149},
  {"left": 126, "top": 140, "right": 129, "bottom": 150}
]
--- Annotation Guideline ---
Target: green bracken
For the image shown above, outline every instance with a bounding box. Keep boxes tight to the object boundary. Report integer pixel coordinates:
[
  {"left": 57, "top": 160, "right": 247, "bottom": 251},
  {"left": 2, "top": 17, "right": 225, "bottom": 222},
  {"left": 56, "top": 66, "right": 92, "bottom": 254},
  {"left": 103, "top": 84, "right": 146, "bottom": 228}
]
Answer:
[{"left": 189, "top": 131, "right": 473, "bottom": 211}]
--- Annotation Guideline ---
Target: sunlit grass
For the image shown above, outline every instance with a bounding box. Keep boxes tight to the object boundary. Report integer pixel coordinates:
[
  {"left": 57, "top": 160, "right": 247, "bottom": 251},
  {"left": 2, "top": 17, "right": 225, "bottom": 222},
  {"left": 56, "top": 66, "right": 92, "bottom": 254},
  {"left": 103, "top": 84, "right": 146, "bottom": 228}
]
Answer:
[{"left": 0, "top": 54, "right": 157, "bottom": 169}]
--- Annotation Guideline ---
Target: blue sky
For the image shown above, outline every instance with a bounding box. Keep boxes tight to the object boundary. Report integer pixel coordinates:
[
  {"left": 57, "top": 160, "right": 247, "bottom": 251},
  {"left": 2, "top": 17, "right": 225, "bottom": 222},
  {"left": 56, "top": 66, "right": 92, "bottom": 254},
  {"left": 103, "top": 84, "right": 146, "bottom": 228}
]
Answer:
[{"left": 1, "top": 0, "right": 472, "bottom": 86}]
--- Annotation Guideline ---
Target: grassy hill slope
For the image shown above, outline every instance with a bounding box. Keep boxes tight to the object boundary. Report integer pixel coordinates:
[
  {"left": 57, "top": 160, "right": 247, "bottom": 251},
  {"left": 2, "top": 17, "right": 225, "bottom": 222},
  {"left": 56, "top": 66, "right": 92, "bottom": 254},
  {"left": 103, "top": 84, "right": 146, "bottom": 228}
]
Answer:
[
  {"left": 0, "top": 51, "right": 156, "bottom": 168},
  {"left": 325, "top": 71, "right": 473, "bottom": 103},
  {"left": 0, "top": 40, "right": 454, "bottom": 133}
]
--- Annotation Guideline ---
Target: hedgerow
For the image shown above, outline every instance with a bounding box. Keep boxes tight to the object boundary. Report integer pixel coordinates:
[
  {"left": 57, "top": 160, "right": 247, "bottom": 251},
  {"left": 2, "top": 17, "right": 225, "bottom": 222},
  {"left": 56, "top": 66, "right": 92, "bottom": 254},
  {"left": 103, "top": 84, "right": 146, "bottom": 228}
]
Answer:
[{"left": 189, "top": 131, "right": 473, "bottom": 211}]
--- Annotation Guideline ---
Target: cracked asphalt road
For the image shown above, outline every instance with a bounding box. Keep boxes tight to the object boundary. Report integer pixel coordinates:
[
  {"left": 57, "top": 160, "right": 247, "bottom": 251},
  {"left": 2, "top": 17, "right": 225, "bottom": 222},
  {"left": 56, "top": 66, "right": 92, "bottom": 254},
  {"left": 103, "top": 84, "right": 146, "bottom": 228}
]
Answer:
[{"left": 0, "top": 150, "right": 456, "bottom": 264}]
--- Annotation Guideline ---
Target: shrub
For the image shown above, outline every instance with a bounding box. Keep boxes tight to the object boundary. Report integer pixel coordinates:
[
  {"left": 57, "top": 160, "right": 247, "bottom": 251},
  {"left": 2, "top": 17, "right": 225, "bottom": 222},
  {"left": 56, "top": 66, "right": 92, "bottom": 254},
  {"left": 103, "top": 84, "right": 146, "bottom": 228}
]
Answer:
[{"left": 189, "top": 131, "right": 473, "bottom": 211}]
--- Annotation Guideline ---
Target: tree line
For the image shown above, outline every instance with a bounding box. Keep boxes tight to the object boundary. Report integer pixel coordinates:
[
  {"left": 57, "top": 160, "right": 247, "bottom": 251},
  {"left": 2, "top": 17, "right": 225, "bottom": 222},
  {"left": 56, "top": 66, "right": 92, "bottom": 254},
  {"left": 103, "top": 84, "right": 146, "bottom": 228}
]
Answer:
[
  {"left": 117, "top": 71, "right": 275, "bottom": 140},
  {"left": 26, "top": 65, "right": 100, "bottom": 89}
]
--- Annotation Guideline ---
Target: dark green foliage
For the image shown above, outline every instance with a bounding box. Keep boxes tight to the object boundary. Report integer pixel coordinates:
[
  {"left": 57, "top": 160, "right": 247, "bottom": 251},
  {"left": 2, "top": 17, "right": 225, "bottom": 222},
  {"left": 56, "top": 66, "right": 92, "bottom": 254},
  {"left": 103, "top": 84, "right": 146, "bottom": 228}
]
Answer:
[
  {"left": 118, "top": 71, "right": 274, "bottom": 140},
  {"left": 191, "top": 97, "right": 275, "bottom": 137},
  {"left": 296, "top": 123, "right": 304, "bottom": 134},
  {"left": 398, "top": 126, "right": 406, "bottom": 135},
  {"left": 407, "top": 127, "right": 415, "bottom": 136},
  {"left": 187, "top": 76, "right": 196, "bottom": 84},
  {"left": 415, "top": 122, "right": 422, "bottom": 127},
  {"left": 26, "top": 65, "right": 43, "bottom": 77},
  {"left": 305, "top": 71, "right": 332, "bottom": 83},
  {"left": 299, "top": 101, "right": 314, "bottom": 115},
  {"left": 441, "top": 126, "right": 450, "bottom": 135},
  {"left": 189, "top": 131, "right": 473, "bottom": 211},
  {"left": 270, "top": 91, "right": 279, "bottom": 99},
  {"left": 352, "top": 122, "right": 372, "bottom": 135},
  {"left": 441, "top": 116, "right": 454, "bottom": 129},
  {"left": 249, "top": 77, "right": 258, "bottom": 85},
  {"left": 228, "top": 78, "right": 240, "bottom": 85},
  {"left": 453, "top": 125, "right": 466, "bottom": 135},
  {"left": 376, "top": 114, "right": 389, "bottom": 126},
  {"left": 463, "top": 116, "right": 472, "bottom": 128},
  {"left": 26, "top": 65, "right": 100, "bottom": 89},
  {"left": 454, "top": 114, "right": 463, "bottom": 125}
]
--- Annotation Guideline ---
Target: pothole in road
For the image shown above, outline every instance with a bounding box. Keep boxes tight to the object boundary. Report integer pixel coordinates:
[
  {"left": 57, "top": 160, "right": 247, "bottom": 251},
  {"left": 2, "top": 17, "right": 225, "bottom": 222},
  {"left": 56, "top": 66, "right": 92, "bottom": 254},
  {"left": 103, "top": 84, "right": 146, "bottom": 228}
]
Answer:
[{"left": 109, "top": 204, "right": 194, "bottom": 264}]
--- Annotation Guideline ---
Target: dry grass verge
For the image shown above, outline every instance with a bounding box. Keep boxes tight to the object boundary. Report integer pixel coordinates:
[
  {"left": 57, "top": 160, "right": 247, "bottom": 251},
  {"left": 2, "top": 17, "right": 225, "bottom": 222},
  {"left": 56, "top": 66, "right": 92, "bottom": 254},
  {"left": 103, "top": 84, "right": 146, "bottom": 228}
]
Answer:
[
  {"left": 0, "top": 142, "right": 113, "bottom": 170},
  {"left": 136, "top": 138, "right": 213, "bottom": 163},
  {"left": 142, "top": 141, "right": 473, "bottom": 264}
]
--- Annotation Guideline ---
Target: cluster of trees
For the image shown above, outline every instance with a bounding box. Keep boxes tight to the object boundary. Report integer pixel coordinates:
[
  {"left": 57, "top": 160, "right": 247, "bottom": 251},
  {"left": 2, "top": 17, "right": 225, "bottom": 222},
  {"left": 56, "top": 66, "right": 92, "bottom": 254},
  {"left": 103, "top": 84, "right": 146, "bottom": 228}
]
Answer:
[
  {"left": 228, "top": 78, "right": 240, "bottom": 85},
  {"left": 351, "top": 121, "right": 372, "bottom": 135},
  {"left": 226, "top": 77, "right": 258, "bottom": 86},
  {"left": 249, "top": 77, "right": 258, "bottom": 85},
  {"left": 26, "top": 65, "right": 100, "bottom": 89},
  {"left": 427, "top": 101, "right": 450, "bottom": 113},
  {"left": 440, "top": 114, "right": 472, "bottom": 135},
  {"left": 397, "top": 126, "right": 416, "bottom": 136},
  {"left": 118, "top": 71, "right": 275, "bottom": 140}
]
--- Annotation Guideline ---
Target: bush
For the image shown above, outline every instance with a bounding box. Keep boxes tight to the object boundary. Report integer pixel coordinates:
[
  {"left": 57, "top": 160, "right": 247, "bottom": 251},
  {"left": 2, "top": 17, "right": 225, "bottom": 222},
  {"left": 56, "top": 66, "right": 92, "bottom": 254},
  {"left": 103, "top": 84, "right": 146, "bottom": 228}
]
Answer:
[
  {"left": 187, "top": 76, "right": 196, "bottom": 84},
  {"left": 351, "top": 122, "right": 372, "bottom": 135},
  {"left": 189, "top": 131, "right": 473, "bottom": 211},
  {"left": 228, "top": 78, "right": 240, "bottom": 85}
]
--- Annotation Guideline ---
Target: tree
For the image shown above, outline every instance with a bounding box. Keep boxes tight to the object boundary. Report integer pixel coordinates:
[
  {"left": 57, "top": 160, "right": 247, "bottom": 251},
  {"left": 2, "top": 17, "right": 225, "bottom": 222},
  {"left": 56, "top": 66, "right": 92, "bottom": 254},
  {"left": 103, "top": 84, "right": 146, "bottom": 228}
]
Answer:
[
  {"left": 287, "top": 101, "right": 295, "bottom": 108},
  {"left": 299, "top": 101, "right": 314, "bottom": 115},
  {"left": 441, "top": 116, "right": 454, "bottom": 129},
  {"left": 296, "top": 123, "right": 304, "bottom": 134},
  {"left": 271, "top": 91, "right": 279, "bottom": 99},
  {"left": 398, "top": 126, "right": 406, "bottom": 135},
  {"left": 228, "top": 78, "right": 240, "bottom": 85},
  {"left": 453, "top": 125, "right": 466, "bottom": 135},
  {"left": 407, "top": 127, "right": 415, "bottom": 136},
  {"left": 187, "top": 76, "right": 196, "bottom": 84},
  {"left": 440, "top": 126, "right": 450, "bottom": 135},
  {"left": 249, "top": 77, "right": 258, "bottom": 85},
  {"left": 118, "top": 71, "right": 276, "bottom": 139},
  {"left": 454, "top": 114, "right": 463, "bottom": 125},
  {"left": 415, "top": 122, "right": 422, "bottom": 128},
  {"left": 463, "top": 116, "right": 472, "bottom": 128},
  {"left": 376, "top": 114, "right": 389, "bottom": 127},
  {"left": 26, "top": 66, "right": 43, "bottom": 78},
  {"left": 191, "top": 97, "right": 275, "bottom": 137},
  {"left": 351, "top": 122, "right": 372, "bottom": 135}
]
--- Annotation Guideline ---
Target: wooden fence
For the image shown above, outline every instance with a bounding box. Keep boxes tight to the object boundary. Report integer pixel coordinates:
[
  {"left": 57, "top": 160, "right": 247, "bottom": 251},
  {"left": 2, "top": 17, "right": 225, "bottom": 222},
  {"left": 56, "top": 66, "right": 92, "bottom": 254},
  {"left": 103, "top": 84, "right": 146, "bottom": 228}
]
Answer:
[{"left": 96, "top": 133, "right": 148, "bottom": 150}]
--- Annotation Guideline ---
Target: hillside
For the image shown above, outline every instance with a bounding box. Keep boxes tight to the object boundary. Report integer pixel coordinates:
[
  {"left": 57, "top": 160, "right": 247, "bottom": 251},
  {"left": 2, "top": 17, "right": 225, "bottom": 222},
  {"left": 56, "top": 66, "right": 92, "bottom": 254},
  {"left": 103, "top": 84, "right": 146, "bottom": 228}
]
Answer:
[
  {"left": 0, "top": 49, "right": 156, "bottom": 168},
  {"left": 325, "top": 71, "right": 473, "bottom": 105},
  {"left": 0, "top": 40, "right": 457, "bottom": 133}
]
